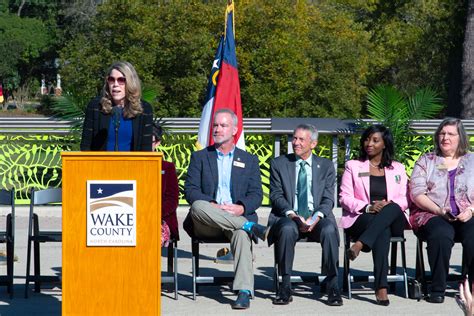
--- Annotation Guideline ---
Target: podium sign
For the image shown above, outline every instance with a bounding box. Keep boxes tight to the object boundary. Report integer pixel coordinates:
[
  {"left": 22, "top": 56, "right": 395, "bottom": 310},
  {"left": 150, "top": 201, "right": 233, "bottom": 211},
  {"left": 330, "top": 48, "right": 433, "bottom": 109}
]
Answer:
[
  {"left": 86, "top": 180, "right": 137, "bottom": 247},
  {"left": 61, "top": 152, "right": 162, "bottom": 315}
]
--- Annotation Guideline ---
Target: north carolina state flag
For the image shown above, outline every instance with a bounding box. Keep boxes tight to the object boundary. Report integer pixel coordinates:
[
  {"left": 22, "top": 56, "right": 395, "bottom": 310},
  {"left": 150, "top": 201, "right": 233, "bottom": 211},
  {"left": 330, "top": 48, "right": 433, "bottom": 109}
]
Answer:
[{"left": 197, "top": 0, "right": 245, "bottom": 150}]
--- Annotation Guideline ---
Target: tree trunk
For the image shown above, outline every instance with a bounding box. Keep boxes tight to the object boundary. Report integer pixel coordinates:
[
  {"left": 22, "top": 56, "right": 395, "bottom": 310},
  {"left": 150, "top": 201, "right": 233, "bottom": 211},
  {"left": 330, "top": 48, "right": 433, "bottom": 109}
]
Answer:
[
  {"left": 17, "top": 0, "right": 26, "bottom": 17},
  {"left": 462, "top": 0, "right": 474, "bottom": 118}
]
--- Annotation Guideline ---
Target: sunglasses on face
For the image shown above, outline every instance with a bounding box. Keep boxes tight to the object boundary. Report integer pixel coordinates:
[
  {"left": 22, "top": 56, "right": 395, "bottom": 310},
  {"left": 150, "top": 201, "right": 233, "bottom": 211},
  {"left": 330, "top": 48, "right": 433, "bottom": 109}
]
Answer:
[{"left": 107, "top": 76, "right": 126, "bottom": 85}]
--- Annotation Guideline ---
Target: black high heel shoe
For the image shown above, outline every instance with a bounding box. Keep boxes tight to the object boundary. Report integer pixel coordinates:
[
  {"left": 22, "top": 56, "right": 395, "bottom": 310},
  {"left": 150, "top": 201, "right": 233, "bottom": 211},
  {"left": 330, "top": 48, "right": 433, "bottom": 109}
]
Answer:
[{"left": 375, "top": 288, "right": 390, "bottom": 306}]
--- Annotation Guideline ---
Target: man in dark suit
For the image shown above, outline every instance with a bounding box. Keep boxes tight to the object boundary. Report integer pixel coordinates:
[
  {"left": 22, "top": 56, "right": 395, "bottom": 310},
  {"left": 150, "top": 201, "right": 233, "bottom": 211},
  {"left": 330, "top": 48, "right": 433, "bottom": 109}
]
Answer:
[
  {"left": 268, "top": 123, "right": 342, "bottom": 306},
  {"left": 184, "top": 109, "right": 268, "bottom": 310}
]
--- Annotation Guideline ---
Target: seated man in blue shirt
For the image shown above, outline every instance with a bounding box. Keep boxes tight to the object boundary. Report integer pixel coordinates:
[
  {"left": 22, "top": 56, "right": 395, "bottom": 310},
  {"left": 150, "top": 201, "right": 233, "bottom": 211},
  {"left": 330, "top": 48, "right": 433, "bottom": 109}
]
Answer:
[{"left": 184, "top": 109, "right": 268, "bottom": 310}]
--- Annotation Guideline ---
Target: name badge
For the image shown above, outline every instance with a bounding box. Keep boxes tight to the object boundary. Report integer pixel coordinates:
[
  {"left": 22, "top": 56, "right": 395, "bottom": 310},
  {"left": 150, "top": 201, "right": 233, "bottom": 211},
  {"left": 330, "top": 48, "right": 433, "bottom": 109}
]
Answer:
[
  {"left": 233, "top": 161, "right": 246, "bottom": 168},
  {"left": 436, "top": 164, "right": 448, "bottom": 170},
  {"left": 358, "top": 172, "right": 370, "bottom": 177}
]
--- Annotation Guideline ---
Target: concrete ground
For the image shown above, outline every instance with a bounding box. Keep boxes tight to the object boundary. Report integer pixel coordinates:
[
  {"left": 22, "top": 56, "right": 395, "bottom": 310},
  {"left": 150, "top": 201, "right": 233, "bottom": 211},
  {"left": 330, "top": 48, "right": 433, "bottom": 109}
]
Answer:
[{"left": 0, "top": 206, "right": 466, "bottom": 315}]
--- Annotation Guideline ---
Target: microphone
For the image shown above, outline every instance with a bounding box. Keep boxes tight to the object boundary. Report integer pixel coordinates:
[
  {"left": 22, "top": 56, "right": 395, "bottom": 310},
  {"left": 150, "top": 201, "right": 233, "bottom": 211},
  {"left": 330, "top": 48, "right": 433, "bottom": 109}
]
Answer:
[{"left": 112, "top": 107, "right": 121, "bottom": 151}]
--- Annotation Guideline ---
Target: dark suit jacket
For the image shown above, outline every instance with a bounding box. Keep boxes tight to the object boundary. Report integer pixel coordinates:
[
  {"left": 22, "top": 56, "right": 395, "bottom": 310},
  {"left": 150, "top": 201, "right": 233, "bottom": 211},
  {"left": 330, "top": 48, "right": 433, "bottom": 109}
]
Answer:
[
  {"left": 162, "top": 161, "right": 179, "bottom": 240},
  {"left": 268, "top": 153, "right": 337, "bottom": 244},
  {"left": 183, "top": 145, "right": 263, "bottom": 237},
  {"left": 80, "top": 97, "right": 153, "bottom": 151}
]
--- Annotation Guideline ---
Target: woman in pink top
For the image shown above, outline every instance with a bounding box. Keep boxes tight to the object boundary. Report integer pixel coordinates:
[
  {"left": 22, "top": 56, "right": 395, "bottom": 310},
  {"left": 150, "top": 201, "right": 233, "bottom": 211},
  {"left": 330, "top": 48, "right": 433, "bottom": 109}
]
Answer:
[
  {"left": 339, "top": 125, "right": 409, "bottom": 306},
  {"left": 409, "top": 118, "right": 474, "bottom": 304}
]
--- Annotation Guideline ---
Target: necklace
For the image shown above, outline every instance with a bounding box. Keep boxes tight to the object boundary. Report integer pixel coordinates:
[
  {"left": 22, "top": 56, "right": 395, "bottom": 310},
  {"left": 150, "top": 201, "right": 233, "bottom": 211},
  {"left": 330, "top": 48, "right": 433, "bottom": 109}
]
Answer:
[{"left": 369, "top": 161, "right": 380, "bottom": 169}]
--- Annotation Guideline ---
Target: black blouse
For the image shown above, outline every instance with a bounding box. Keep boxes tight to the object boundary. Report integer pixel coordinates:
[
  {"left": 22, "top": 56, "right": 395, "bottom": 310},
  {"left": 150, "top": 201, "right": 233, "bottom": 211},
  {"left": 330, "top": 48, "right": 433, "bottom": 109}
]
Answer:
[{"left": 370, "top": 175, "right": 387, "bottom": 202}]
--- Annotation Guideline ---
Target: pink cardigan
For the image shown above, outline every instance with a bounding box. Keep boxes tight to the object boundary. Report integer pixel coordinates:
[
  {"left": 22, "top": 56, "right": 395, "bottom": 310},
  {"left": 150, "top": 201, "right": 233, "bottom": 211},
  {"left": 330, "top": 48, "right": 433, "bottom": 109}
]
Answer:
[{"left": 339, "top": 159, "right": 410, "bottom": 229}]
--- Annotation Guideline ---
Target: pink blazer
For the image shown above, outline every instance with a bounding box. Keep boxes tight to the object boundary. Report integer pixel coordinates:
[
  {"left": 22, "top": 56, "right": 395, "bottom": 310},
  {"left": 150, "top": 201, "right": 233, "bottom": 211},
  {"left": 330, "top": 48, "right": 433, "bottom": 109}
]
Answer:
[{"left": 339, "top": 159, "right": 410, "bottom": 229}]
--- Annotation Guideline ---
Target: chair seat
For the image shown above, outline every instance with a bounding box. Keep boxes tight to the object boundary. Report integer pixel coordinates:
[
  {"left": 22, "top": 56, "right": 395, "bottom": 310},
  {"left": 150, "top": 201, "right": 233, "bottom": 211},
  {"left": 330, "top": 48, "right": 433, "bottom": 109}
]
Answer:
[{"left": 32, "top": 232, "right": 62, "bottom": 243}]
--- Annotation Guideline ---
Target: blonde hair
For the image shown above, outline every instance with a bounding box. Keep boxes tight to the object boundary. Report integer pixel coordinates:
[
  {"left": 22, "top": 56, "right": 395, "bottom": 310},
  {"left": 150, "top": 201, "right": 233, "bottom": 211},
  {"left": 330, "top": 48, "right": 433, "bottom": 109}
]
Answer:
[{"left": 100, "top": 61, "right": 143, "bottom": 118}]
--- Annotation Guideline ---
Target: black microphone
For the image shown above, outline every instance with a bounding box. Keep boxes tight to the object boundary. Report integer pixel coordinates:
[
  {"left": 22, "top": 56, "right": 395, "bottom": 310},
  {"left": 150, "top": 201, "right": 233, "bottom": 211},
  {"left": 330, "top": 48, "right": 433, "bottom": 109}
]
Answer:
[{"left": 112, "top": 107, "right": 121, "bottom": 151}]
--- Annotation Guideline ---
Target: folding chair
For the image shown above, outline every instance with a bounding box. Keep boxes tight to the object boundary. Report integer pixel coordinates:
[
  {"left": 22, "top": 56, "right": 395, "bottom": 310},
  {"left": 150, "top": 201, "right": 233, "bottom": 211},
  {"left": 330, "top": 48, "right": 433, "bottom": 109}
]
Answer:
[
  {"left": 24, "top": 188, "right": 62, "bottom": 298},
  {"left": 273, "top": 239, "right": 327, "bottom": 294},
  {"left": 343, "top": 230, "right": 408, "bottom": 299},
  {"left": 0, "top": 189, "right": 15, "bottom": 298},
  {"left": 415, "top": 236, "right": 466, "bottom": 296},
  {"left": 162, "top": 239, "right": 178, "bottom": 300},
  {"left": 191, "top": 236, "right": 235, "bottom": 300}
]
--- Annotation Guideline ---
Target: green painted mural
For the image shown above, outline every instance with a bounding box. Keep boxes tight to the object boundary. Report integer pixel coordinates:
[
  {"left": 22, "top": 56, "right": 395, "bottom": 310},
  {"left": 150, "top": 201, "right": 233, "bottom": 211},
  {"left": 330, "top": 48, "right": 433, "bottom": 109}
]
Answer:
[{"left": 3, "top": 132, "right": 459, "bottom": 205}]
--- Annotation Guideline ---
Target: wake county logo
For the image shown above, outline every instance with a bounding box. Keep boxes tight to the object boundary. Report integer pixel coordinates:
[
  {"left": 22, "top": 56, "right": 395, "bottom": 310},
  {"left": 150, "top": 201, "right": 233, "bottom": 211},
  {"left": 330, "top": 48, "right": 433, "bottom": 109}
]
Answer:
[{"left": 86, "top": 180, "right": 136, "bottom": 247}]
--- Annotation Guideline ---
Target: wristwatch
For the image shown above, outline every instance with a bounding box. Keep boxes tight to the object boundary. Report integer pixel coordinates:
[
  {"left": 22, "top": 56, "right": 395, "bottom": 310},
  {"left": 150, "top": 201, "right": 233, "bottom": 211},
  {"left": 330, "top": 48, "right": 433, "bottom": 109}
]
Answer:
[{"left": 365, "top": 204, "right": 372, "bottom": 213}]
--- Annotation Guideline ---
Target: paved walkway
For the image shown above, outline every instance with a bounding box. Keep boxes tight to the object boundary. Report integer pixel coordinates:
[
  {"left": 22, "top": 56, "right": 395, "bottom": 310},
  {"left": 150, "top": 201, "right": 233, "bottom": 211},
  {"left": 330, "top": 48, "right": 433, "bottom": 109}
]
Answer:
[{"left": 0, "top": 206, "right": 465, "bottom": 315}]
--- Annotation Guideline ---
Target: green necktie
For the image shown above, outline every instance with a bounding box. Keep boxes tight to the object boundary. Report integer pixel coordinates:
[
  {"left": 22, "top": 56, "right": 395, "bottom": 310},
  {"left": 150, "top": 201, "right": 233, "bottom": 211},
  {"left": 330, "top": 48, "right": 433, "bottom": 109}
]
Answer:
[{"left": 297, "top": 161, "right": 310, "bottom": 219}]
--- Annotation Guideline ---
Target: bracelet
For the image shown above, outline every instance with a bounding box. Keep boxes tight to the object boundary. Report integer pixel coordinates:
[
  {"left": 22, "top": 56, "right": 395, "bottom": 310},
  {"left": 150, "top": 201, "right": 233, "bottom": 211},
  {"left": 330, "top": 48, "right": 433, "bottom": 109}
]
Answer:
[{"left": 365, "top": 204, "right": 372, "bottom": 213}]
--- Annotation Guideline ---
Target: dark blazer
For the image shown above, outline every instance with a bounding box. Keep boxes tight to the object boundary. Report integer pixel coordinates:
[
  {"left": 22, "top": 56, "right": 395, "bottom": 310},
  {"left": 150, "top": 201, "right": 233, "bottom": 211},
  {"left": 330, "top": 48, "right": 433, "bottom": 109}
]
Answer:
[
  {"left": 80, "top": 97, "right": 153, "bottom": 151},
  {"left": 183, "top": 145, "right": 263, "bottom": 236},
  {"left": 162, "top": 161, "right": 179, "bottom": 240},
  {"left": 268, "top": 153, "right": 337, "bottom": 243}
]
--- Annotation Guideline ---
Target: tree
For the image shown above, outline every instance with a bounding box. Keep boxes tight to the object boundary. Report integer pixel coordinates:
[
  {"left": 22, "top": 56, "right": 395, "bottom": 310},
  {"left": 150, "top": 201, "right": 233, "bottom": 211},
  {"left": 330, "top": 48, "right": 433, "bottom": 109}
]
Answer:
[
  {"left": 0, "top": 12, "right": 52, "bottom": 92},
  {"left": 337, "top": 0, "right": 466, "bottom": 113},
  {"left": 462, "top": 0, "right": 474, "bottom": 118},
  {"left": 59, "top": 0, "right": 371, "bottom": 118}
]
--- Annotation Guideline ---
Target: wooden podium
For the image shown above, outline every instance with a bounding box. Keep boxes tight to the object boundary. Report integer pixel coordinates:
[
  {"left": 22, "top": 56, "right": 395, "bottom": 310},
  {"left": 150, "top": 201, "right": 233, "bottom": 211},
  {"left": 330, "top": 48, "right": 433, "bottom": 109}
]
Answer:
[{"left": 61, "top": 152, "right": 162, "bottom": 315}]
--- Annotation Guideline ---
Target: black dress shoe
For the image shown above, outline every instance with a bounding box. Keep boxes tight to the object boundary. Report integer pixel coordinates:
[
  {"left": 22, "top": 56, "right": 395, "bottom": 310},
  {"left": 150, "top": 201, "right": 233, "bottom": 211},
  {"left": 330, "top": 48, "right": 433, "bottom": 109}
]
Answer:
[
  {"left": 249, "top": 223, "right": 270, "bottom": 244},
  {"left": 231, "top": 292, "right": 250, "bottom": 310},
  {"left": 426, "top": 294, "right": 444, "bottom": 303},
  {"left": 327, "top": 287, "right": 343, "bottom": 306},
  {"left": 376, "top": 298, "right": 390, "bottom": 306},
  {"left": 273, "top": 286, "right": 293, "bottom": 305}
]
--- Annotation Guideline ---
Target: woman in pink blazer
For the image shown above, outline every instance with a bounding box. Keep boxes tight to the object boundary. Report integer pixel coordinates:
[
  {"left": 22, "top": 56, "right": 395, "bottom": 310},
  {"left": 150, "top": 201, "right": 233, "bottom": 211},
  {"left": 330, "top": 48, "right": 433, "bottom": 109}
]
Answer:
[{"left": 339, "top": 125, "right": 409, "bottom": 306}]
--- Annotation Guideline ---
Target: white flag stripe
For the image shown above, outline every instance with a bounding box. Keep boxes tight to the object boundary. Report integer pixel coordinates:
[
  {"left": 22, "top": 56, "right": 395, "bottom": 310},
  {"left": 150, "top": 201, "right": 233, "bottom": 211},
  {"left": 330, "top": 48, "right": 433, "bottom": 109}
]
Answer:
[{"left": 197, "top": 97, "right": 214, "bottom": 148}]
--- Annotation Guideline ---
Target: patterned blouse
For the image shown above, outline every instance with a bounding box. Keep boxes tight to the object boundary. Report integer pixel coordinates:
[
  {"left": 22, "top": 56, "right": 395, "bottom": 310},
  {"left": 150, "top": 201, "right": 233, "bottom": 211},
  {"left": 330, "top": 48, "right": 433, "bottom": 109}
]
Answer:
[{"left": 409, "top": 152, "right": 474, "bottom": 231}]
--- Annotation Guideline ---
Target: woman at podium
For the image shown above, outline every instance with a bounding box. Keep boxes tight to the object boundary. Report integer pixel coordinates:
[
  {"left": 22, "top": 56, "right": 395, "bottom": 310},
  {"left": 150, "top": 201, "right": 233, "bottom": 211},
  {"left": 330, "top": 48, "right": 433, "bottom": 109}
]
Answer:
[
  {"left": 152, "top": 123, "right": 179, "bottom": 247},
  {"left": 80, "top": 61, "right": 153, "bottom": 151}
]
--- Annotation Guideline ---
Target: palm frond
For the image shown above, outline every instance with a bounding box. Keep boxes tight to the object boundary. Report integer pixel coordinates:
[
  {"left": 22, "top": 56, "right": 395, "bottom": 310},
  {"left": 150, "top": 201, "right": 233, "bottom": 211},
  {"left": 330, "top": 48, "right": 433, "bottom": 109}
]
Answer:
[
  {"left": 408, "top": 87, "right": 443, "bottom": 120},
  {"left": 142, "top": 86, "right": 158, "bottom": 104},
  {"left": 50, "top": 94, "right": 87, "bottom": 131},
  {"left": 367, "top": 85, "right": 408, "bottom": 124}
]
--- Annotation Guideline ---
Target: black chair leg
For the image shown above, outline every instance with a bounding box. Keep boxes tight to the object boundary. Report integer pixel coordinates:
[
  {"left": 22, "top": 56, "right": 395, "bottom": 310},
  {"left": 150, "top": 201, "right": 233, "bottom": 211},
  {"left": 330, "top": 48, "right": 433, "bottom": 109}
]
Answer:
[
  {"left": 34, "top": 240, "right": 41, "bottom": 292},
  {"left": 192, "top": 240, "right": 199, "bottom": 299},
  {"left": 343, "top": 232, "right": 350, "bottom": 295},
  {"left": 389, "top": 241, "right": 398, "bottom": 293},
  {"left": 167, "top": 242, "right": 174, "bottom": 274},
  {"left": 33, "top": 214, "right": 41, "bottom": 293},
  {"left": 401, "top": 240, "right": 408, "bottom": 298},
  {"left": 273, "top": 245, "right": 279, "bottom": 293},
  {"left": 416, "top": 238, "right": 428, "bottom": 295},
  {"left": 6, "top": 214, "right": 13, "bottom": 298}
]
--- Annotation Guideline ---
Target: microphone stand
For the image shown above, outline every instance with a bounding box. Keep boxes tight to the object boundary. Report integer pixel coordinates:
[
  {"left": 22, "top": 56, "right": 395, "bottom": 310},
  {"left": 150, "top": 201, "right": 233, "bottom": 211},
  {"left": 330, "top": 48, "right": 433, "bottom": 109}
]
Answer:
[{"left": 113, "top": 107, "right": 121, "bottom": 151}]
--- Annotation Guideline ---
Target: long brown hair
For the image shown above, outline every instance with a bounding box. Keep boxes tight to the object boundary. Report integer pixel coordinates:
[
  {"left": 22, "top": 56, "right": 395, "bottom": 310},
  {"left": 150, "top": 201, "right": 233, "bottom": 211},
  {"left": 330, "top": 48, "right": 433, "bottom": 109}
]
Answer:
[{"left": 100, "top": 61, "right": 143, "bottom": 118}]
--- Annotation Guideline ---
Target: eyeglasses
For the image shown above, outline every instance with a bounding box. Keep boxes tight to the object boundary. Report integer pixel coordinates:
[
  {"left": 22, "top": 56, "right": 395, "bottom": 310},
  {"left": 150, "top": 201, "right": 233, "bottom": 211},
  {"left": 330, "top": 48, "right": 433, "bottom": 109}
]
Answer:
[
  {"left": 107, "top": 76, "right": 126, "bottom": 85},
  {"left": 439, "top": 132, "right": 458, "bottom": 138}
]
